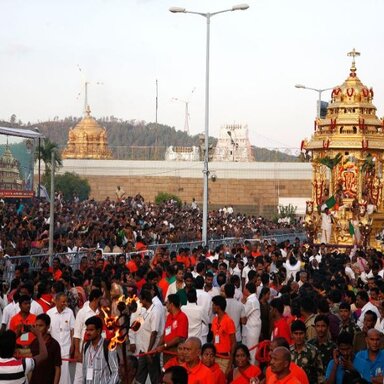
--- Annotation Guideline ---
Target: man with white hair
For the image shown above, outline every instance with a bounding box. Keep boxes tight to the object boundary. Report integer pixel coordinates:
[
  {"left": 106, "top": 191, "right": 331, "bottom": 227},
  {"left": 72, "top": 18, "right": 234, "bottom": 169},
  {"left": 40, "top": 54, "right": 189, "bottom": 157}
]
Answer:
[{"left": 47, "top": 292, "right": 75, "bottom": 384}]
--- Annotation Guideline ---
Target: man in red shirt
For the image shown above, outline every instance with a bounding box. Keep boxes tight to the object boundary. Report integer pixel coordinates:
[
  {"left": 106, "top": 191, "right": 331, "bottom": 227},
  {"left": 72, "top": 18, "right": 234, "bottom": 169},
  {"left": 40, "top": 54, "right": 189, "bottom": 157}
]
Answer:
[
  {"left": 182, "top": 337, "right": 214, "bottom": 384},
  {"left": 9, "top": 295, "right": 37, "bottom": 355},
  {"left": 265, "top": 337, "right": 309, "bottom": 384},
  {"left": 267, "top": 347, "right": 301, "bottom": 384},
  {"left": 211, "top": 295, "right": 236, "bottom": 374},
  {"left": 155, "top": 294, "right": 188, "bottom": 365},
  {"left": 271, "top": 298, "right": 291, "bottom": 344},
  {"left": 50, "top": 258, "right": 62, "bottom": 281}
]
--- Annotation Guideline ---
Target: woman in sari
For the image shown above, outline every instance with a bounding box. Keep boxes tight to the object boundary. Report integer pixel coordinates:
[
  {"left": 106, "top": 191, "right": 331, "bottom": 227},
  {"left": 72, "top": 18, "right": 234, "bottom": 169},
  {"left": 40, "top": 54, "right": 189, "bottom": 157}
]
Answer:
[{"left": 228, "top": 344, "right": 261, "bottom": 383}]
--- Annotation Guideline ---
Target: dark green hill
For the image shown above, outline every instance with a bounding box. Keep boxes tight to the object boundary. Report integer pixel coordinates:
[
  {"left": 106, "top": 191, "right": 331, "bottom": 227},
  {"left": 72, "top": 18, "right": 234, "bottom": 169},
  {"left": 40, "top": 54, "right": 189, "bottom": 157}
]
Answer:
[{"left": 0, "top": 118, "right": 298, "bottom": 162}]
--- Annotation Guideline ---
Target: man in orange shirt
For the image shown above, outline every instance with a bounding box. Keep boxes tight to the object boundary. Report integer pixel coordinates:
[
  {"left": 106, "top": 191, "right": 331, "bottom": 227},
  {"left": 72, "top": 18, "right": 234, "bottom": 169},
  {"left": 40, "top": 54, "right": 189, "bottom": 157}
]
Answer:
[
  {"left": 267, "top": 347, "right": 301, "bottom": 384},
  {"left": 265, "top": 337, "right": 309, "bottom": 384},
  {"left": 9, "top": 295, "right": 37, "bottom": 355},
  {"left": 126, "top": 253, "right": 141, "bottom": 274},
  {"left": 211, "top": 295, "right": 236, "bottom": 374},
  {"left": 50, "top": 258, "right": 62, "bottom": 281},
  {"left": 182, "top": 337, "right": 214, "bottom": 384},
  {"left": 271, "top": 298, "right": 292, "bottom": 344}
]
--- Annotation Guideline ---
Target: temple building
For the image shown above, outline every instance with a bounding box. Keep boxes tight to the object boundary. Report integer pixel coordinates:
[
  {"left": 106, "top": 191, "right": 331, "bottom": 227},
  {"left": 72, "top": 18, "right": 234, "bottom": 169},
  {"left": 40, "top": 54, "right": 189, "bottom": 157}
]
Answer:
[
  {"left": 0, "top": 145, "right": 24, "bottom": 190},
  {"left": 212, "top": 124, "right": 254, "bottom": 162},
  {"left": 165, "top": 146, "right": 200, "bottom": 161},
  {"left": 302, "top": 49, "right": 384, "bottom": 247},
  {"left": 62, "top": 105, "right": 113, "bottom": 159}
]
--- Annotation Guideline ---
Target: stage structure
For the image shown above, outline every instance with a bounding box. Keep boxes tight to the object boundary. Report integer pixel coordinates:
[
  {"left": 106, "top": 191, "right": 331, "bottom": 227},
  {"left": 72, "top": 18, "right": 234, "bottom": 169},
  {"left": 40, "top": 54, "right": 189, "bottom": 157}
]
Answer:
[{"left": 302, "top": 50, "right": 384, "bottom": 247}]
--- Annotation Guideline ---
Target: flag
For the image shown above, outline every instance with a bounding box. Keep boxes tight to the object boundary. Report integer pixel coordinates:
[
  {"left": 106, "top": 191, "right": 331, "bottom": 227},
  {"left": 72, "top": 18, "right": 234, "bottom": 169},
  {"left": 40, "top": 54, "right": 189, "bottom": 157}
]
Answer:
[
  {"left": 325, "top": 195, "right": 336, "bottom": 209},
  {"left": 349, "top": 221, "right": 355, "bottom": 236}
]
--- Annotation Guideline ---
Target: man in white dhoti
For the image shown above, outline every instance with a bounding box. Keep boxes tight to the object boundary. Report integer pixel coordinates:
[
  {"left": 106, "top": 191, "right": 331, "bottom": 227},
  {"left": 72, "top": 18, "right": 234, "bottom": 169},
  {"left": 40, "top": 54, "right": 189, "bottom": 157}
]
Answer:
[
  {"left": 47, "top": 292, "right": 75, "bottom": 384},
  {"left": 321, "top": 207, "right": 333, "bottom": 244},
  {"left": 242, "top": 282, "right": 261, "bottom": 365}
]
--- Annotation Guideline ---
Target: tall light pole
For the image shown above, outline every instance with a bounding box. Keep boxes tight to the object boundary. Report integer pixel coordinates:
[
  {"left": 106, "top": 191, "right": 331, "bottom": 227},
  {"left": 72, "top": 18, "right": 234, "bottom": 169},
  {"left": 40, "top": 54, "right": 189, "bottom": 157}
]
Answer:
[
  {"left": 295, "top": 84, "right": 334, "bottom": 119},
  {"left": 295, "top": 84, "right": 335, "bottom": 199},
  {"left": 170, "top": 3, "right": 249, "bottom": 245}
]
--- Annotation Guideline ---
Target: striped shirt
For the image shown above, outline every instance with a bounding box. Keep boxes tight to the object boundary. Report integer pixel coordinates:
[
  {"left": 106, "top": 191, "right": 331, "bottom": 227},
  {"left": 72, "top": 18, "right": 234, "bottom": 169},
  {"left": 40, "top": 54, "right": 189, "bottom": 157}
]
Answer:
[
  {"left": 0, "top": 357, "right": 34, "bottom": 384},
  {"left": 82, "top": 337, "right": 119, "bottom": 384}
]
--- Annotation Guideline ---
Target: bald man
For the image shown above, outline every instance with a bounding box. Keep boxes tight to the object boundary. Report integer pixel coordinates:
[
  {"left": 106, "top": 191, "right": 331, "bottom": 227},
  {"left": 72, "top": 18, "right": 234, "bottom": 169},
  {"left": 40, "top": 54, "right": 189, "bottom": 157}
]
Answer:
[
  {"left": 182, "top": 337, "right": 214, "bottom": 384},
  {"left": 265, "top": 338, "right": 308, "bottom": 384},
  {"left": 268, "top": 347, "right": 301, "bottom": 384},
  {"left": 353, "top": 328, "right": 384, "bottom": 383}
]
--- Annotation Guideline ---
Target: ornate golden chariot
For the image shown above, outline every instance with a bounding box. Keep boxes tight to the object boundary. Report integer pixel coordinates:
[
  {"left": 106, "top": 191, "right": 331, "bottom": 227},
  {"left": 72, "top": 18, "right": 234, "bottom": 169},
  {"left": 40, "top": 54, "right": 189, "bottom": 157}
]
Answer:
[{"left": 302, "top": 50, "right": 384, "bottom": 248}]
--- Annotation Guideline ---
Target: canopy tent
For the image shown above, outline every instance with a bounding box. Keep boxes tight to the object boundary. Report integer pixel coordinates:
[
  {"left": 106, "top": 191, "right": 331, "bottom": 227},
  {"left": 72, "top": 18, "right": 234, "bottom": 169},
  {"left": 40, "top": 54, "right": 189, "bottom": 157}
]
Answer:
[{"left": 0, "top": 126, "right": 45, "bottom": 139}]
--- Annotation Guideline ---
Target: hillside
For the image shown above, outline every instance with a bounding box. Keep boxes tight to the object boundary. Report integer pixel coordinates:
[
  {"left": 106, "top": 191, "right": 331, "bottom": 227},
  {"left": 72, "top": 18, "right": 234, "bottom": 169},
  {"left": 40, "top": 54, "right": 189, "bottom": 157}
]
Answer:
[{"left": 0, "top": 118, "right": 299, "bottom": 162}]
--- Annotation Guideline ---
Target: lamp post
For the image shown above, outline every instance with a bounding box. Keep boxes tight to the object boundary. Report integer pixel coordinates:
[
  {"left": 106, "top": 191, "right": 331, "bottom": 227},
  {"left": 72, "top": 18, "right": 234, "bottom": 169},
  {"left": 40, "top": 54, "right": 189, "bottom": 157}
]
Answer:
[
  {"left": 170, "top": 3, "right": 249, "bottom": 245},
  {"left": 295, "top": 84, "right": 334, "bottom": 119}
]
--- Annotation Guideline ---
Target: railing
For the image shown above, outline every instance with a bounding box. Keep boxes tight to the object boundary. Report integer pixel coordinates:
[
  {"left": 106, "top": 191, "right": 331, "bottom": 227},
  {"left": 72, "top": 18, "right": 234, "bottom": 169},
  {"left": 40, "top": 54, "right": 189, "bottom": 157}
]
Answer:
[{"left": 0, "top": 232, "right": 307, "bottom": 283}]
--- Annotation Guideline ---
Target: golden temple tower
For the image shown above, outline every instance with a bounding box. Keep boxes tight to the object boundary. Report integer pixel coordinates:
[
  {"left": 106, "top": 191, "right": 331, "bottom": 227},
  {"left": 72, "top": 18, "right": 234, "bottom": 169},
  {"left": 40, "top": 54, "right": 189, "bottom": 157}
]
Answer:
[
  {"left": 302, "top": 50, "right": 384, "bottom": 247},
  {"left": 62, "top": 105, "right": 113, "bottom": 159}
]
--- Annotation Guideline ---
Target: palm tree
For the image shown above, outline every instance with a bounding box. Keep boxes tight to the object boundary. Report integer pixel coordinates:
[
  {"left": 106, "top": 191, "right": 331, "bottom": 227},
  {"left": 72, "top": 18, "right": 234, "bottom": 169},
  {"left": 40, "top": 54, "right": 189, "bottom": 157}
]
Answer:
[{"left": 35, "top": 138, "right": 62, "bottom": 176}]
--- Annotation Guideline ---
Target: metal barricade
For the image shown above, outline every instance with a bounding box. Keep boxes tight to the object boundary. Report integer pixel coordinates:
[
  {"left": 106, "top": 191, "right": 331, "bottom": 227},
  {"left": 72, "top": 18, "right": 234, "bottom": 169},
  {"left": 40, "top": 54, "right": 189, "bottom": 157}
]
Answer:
[{"left": 1, "top": 231, "right": 307, "bottom": 282}]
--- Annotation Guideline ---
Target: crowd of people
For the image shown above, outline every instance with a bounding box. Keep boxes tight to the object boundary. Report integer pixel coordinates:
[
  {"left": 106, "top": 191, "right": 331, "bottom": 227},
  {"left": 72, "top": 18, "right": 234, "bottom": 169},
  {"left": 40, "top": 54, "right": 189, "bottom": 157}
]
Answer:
[
  {"left": 0, "top": 194, "right": 302, "bottom": 257},
  {"left": 0, "top": 197, "right": 383, "bottom": 383}
]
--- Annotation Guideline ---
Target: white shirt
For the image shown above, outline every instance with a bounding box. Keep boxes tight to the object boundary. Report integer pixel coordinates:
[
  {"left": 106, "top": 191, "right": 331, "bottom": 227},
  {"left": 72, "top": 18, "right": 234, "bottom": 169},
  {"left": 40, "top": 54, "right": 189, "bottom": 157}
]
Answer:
[
  {"left": 283, "top": 260, "right": 301, "bottom": 282},
  {"left": 165, "top": 281, "right": 185, "bottom": 302},
  {"left": 47, "top": 306, "right": 75, "bottom": 356},
  {"left": 204, "top": 286, "right": 220, "bottom": 298},
  {"left": 226, "top": 298, "right": 245, "bottom": 342},
  {"left": 196, "top": 289, "right": 212, "bottom": 339},
  {"left": 136, "top": 304, "right": 163, "bottom": 353},
  {"left": 73, "top": 302, "right": 99, "bottom": 349},
  {"left": 234, "top": 287, "right": 243, "bottom": 302},
  {"left": 181, "top": 302, "right": 208, "bottom": 340},
  {"left": 357, "top": 301, "right": 381, "bottom": 330},
  {"left": 242, "top": 265, "right": 255, "bottom": 285},
  {"left": 243, "top": 293, "right": 261, "bottom": 336}
]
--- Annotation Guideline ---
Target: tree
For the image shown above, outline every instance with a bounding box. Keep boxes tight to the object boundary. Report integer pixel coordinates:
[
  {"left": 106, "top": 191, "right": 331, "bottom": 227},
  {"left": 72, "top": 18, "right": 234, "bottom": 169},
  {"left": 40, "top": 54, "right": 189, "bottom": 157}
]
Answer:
[
  {"left": 35, "top": 138, "right": 63, "bottom": 176},
  {"left": 155, "top": 192, "right": 182, "bottom": 207},
  {"left": 44, "top": 172, "right": 90, "bottom": 201}
]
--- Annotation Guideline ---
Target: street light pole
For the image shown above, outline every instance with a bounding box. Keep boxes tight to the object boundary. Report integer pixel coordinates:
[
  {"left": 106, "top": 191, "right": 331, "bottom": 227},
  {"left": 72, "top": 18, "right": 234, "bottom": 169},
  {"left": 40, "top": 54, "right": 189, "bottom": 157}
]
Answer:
[
  {"left": 295, "top": 84, "right": 334, "bottom": 119},
  {"left": 170, "top": 4, "right": 249, "bottom": 245}
]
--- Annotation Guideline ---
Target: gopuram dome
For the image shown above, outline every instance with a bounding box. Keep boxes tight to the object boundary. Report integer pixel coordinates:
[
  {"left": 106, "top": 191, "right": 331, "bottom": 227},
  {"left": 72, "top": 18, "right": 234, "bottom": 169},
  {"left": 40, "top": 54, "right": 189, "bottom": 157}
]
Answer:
[
  {"left": 0, "top": 145, "right": 23, "bottom": 190},
  {"left": 62, "top": 105, "right": 113, "bottom": 159},
  {"left": 302, "top": 49, "right": 384, "bottom": 247}
]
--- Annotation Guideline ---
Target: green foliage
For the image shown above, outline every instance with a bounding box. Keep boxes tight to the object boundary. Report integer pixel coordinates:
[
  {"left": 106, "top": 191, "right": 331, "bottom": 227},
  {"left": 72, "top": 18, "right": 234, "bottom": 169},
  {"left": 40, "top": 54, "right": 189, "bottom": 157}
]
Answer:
[
  {"left": 317, "top": 152, "right": 342, "bottom": 170},
  {"left": 155, "top": 192, "right": 182, "bottom": 207},
  {"left": 35, "top": 138, "right": 62, "bottom": 176},
  {"left": 273, "top": 204, "right": 297, "bottom": 223},
  {"left": 43, "top": 172, "right": 90, "bottom": 201},
  {"left": 251, "top": 147, "right": 298, "bottom": 162}
]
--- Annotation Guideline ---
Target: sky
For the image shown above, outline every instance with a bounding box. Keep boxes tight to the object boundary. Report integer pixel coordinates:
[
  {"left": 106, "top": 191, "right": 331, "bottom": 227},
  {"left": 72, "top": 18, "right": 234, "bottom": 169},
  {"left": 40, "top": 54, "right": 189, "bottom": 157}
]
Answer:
[{"left": 1, "top": 0, "right": 384, "bottom": 152}]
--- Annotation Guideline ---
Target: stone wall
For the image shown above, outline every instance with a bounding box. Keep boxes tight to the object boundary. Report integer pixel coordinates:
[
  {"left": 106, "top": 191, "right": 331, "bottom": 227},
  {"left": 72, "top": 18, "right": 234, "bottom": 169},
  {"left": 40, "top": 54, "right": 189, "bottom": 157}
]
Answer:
[
  {"left": 55, "top": 160, "right": 312, "bottom": 217},
  {"left": 85, "top": 175, "right": 311, "bottom": 216}
]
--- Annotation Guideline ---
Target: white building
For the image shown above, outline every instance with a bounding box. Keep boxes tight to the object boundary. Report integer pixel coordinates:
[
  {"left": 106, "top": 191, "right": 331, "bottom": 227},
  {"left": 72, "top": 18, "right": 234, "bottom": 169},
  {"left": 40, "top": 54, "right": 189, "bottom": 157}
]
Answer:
[
  {"left": 212, "top": 124, "right": 254, "bottom": 162},
  {"left": 164, "top": 146, "right": 200, "bottom": 161}
]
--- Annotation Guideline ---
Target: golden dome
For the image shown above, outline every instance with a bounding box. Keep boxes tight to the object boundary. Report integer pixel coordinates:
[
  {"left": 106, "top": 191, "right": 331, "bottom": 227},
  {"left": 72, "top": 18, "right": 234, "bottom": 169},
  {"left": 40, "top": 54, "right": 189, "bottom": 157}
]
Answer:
[
  {"left": 304, "top": 49, "right": 384, "bottom": 151},
  {"left": 62, "top": 105, "right": 113, "bottom": 159},
  {"left": 71, "top": 105, "right": 105, "bottom": 136}
]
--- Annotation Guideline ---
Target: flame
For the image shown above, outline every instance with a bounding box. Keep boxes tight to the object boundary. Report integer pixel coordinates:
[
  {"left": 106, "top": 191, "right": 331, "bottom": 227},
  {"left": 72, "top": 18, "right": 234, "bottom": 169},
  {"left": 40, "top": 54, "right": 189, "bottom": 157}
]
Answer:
[
  {"left": 101, "top": 295, "right": 140, "bottom": 351},
  {"left": 117, "top": 294, "right": 138, "bottom": 306},
  {"left": 108, "top": 328, "right": 128, "bottom": 351}
]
